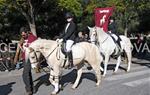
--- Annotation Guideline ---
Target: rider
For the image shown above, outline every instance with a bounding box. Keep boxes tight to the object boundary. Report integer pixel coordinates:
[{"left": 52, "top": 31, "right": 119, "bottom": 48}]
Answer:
[
  {"left": 108, "top": 17, "right": 121, "bottom": 48},
  {"left": 57, "top": 12, "right": 77, "bottom": 68}
]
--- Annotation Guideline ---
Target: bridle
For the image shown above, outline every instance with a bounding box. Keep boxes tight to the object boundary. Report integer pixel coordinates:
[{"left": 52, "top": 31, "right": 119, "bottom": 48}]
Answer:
[
  {"left": 29, "top": 49, "right": 41, "bottom": 64},
  {"left": 29, "top": 43, "right": 60, "bottom": 65},
  {"left": 92, "top": 27, "right": 109, "bottom": 44},
  {"left": 90, "top": 27, "right": 98, "bottom": 44},
  {"left": 29, "top": 46, "right": 62, "bottom": 80}
]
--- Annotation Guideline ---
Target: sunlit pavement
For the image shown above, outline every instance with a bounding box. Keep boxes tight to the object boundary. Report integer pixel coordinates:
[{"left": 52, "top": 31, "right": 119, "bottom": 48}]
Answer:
[{"left": 0, "top": 58, "right": 150, "bottom": 95}]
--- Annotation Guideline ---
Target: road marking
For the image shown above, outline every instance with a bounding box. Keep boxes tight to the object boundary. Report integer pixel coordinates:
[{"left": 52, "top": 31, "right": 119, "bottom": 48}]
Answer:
[
  {"left": 123, "top": 77, "right": 150, "bottom": 87},
  {"left": 119, "top": 64, "right": 147, "bottom": 71},
  {"left": 105, "top": 69, "right": 150, "bottom": 81},
  {"left": 82, "top": 64, "right": 147, "bottom": 73}
]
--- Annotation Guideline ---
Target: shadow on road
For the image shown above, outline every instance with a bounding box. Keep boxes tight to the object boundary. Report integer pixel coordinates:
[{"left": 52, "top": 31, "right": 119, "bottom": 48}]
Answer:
[
  {"left": 60, "top": 69, "right": 97, "bottom": 89},
  {"left": 132, "top": 61, "right": 150, "bottom": 68},
  {"left": 34, "top": 69, "right": 97, "bottom": 91},
  {"left": 0, "top": 82, "right": 16, "bottom": 95},
  {"left": 33, "top": 74, "right": 51, "bottom": 93},
  {"left": 101, "top": 64, "right": 127, "bottom": 72}
]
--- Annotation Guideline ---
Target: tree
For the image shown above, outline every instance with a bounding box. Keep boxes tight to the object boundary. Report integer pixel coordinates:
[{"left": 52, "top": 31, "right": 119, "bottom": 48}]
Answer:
[
  {"left": 1, "top": 0, "right": 49, "bottom": 37},
  {"left": 0, "top": 0, "right": 150, "bottom": 39}
]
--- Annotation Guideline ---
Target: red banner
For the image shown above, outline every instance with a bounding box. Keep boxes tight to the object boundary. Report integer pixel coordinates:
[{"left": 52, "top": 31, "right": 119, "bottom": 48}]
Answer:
[{"left": 95, "top": 7, "right": 114, "bottom": 32}]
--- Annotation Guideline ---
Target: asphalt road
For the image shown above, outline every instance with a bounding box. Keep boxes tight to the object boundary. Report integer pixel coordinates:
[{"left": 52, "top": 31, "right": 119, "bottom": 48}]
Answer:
[{"left": 0, "top": 58, "right": 150, "bottom": 95}]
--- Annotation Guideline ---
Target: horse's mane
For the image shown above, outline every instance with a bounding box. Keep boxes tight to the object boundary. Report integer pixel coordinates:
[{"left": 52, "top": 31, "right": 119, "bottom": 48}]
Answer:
[
  {"left": 29, "top": 38, "right": 57, "bottom": 49},
  {"left": 95, "top": 27, "right": 109, "bottom": 43},
  {"left": 96, "top": 27, "right": 107, "bottom": 35}
]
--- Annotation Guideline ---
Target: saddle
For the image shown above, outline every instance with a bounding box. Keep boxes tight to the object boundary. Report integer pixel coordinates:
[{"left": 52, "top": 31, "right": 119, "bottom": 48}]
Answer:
[
  {"left": 110, "top": 34, "right": 121, "bottom": 48},
  {"left": 110, "top": 34, "right": 122, "bottom": 57},
  {"left": 60, "top": 42, "right": 73, "bottom": 69},
  {"left": 60, "top": 42, "right": 67, "bottom": 56}
]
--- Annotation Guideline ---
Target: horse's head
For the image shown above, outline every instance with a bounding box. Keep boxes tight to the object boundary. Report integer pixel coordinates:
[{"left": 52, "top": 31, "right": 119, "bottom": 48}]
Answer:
[
  {"left": 88, "top": 26, "right": 108, "bottom": 44},
  {"left": 88, "top": 26, "right": 97, "bottom": 44},
  {"left": 27, "top": 47, "right": 41, "bottom": 68}
]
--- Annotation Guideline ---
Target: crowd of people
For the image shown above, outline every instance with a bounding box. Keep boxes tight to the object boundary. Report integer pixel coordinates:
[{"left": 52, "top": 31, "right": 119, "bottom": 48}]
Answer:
[{"left": 0, "top": 36, "right": 16, "bottom": 71}]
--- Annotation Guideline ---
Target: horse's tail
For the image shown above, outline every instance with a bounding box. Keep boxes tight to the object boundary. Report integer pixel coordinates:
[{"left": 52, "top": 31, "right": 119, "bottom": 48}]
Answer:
[
  {"left": 120, "top": 35, "right": 133, "bottom": 50},
  {"left": 126, "top": 37, "right": 133, "bottom": 50}
]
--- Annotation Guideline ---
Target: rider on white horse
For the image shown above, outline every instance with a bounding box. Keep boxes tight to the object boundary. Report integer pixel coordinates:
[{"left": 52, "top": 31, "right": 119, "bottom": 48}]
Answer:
[
  {"left": 57, "top": 12, "right": 77, "bottom": 68},
  {"left": 108, "top": 17, "right": 122, "bottom": 49}
]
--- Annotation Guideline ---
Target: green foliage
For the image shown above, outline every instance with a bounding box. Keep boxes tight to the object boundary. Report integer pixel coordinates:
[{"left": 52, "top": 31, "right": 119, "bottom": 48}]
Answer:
[
  {"left": 84, "top": 0, "right": 100, "bottom": 14},
  {"left": 0, "top": 0, "right": 150, "bottom": 39},
  {"left": 58, "top": 0, "right": 82, "bottom": 17}
]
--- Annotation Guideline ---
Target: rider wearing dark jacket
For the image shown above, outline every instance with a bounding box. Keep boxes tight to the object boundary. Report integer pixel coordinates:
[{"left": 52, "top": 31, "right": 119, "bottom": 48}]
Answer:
[
  {"left": 57, "top": 12, "right": 77, "bottom": 68},
  {"left": 60, "top": 17, "right": 76, "bottom": 42},
  {"left": 108, "top": 19, "right": 117, "bottom": 34},
  {"left": 108, "top": 17, "right": 121, "bottom": 48}
]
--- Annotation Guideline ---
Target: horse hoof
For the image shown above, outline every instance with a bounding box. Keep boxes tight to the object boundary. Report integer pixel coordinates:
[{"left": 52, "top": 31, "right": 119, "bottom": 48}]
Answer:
[
  {"left": 51, "top": 93, "right": 57, "bottom": 95},
  {"left": 59, "top": 85, "right": 64, "bottom": 91},
  {"left": 51, "top": 91, "right": 57, "bottom": 95},
  {"left": 96, "top": 83, "right": 100, "bottom": 87},
  {"left": 102, "top": 75, "right": 105, "bottom": 78},
  {"left": 113, "top": 71, "right": 117, "bottom": 74},
  {"left": 95, "top": 85, "right": 100, "bottom": 88},
  {"left": 71, "top": 87, "right": 76, "bottom": 90},
  {"left": 126, "top": 70, "right": 130, "bottom": 72}
]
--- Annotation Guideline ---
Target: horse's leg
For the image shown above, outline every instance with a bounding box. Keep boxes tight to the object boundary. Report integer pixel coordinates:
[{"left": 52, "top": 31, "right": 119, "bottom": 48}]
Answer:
[
  {"left": 90, "top": 63, "right": 101, "bottom": 86},
  {"left": 49, "top": 70, "right": 55, "bottom": 85},
  {"left": 125, "top": 49, "right": 132, "bottom": 72},
  {"left": 49, "top": 69, "right": 60, "bottom": 95},
  {"left": 103, "top": 55, "right": 109, "bottom": 77},
  {"left": 122, "top": 38, "right": 132, "bottom": 72},
  {"left": 72, "top": 64, "right": 83, "bottom": 89},
  {"left": 51, "top": 76, "right": 59, "bottom": 95},
  {"left": 114, "top": 55, "right": 121, "bottom": 73}
]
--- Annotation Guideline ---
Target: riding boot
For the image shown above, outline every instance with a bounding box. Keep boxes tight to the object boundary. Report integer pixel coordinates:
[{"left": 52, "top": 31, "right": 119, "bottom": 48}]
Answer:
[
  {"left": 116, "top": 40, "right": 121, "bottom": 49},
  {"left": 116, "top": 39, "right": 122, "bottom": 57},
  {"left": 67, "top": 51, "right": 73, "bottom": 69},
  {"left": 117, "top": 35, "right": 122, "bottom": 41},
  {"left": 116, "top": 35, "right": 122, "bottom": 49}
]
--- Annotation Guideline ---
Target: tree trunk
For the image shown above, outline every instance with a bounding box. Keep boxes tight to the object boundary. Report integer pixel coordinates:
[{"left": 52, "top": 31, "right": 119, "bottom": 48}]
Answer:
[
  {"left": 29, "top": 23, "right": 37, "bottom": 37},
  {"left": 124, "top": 27, "right": 128, "bottom": 37}
]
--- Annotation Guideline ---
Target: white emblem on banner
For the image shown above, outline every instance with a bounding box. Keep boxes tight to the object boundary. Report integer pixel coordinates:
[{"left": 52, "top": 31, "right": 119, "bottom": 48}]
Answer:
[{"left": 100, "top": 15, "right": 106, "bottom": 26}]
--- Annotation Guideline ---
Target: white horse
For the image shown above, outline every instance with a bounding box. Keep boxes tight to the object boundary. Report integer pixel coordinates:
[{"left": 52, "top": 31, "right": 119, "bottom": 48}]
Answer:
[
  {"left": 26, "top": 39, "right": 103, "bottom": 95},
  {"left": 88, "top": 26, "right": 132, "bottom": 77}
]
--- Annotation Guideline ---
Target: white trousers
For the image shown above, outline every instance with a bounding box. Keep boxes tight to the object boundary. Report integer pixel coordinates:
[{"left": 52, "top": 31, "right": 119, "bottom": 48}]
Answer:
[{"left": 66, "top": 40, "right": 74, "bottom": 52}]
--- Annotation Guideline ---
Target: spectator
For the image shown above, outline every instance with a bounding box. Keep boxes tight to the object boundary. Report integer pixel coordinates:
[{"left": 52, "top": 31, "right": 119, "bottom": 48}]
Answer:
[
  {"left": 76, "top": 31, "right": 85, "bottom": 42},
  {"left": 14, "top": 27, "right": 38, "bottom": 95},
  {"left": 0, "top": 35, "right": 15, "bottom": 71}
]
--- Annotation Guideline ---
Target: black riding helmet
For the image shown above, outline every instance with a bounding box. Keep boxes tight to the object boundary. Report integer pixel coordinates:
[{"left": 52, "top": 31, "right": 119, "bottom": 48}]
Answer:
[
  {"left": 20, "top": 27, "right": 30, "bottom": 34},
  {"left": 65, "top": 12, "right": 73, "bottom": 19},
  {"left": 109, "top": 16, "right": 115, "bottom": 20}
]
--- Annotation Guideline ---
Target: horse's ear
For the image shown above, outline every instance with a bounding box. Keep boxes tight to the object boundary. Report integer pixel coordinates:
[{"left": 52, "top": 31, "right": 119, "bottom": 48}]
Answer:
[
  {"left": 87, "top": 26, "right": 92, "bottom": 30},
  {"left": 29, "top": 47, "right": 34, "bottom": 53}
]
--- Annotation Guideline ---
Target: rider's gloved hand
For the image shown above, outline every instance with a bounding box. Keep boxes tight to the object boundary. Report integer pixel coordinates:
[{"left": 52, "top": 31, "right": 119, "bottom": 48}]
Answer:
[
  {"left": 58, "top": 39, "right": 63, "bottom": 43},
  {"left": 56, "top": 39, "right": 60, "bottom": 42}
]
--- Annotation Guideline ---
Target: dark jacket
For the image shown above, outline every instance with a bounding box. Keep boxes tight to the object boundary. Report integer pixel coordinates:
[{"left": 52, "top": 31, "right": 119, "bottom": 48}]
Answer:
[
  {"left": 60, "top": 21, "right": 77, "bottom": 41},
  {"left": 108, "top": 22, "right": 117, "bottom": 34}
]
